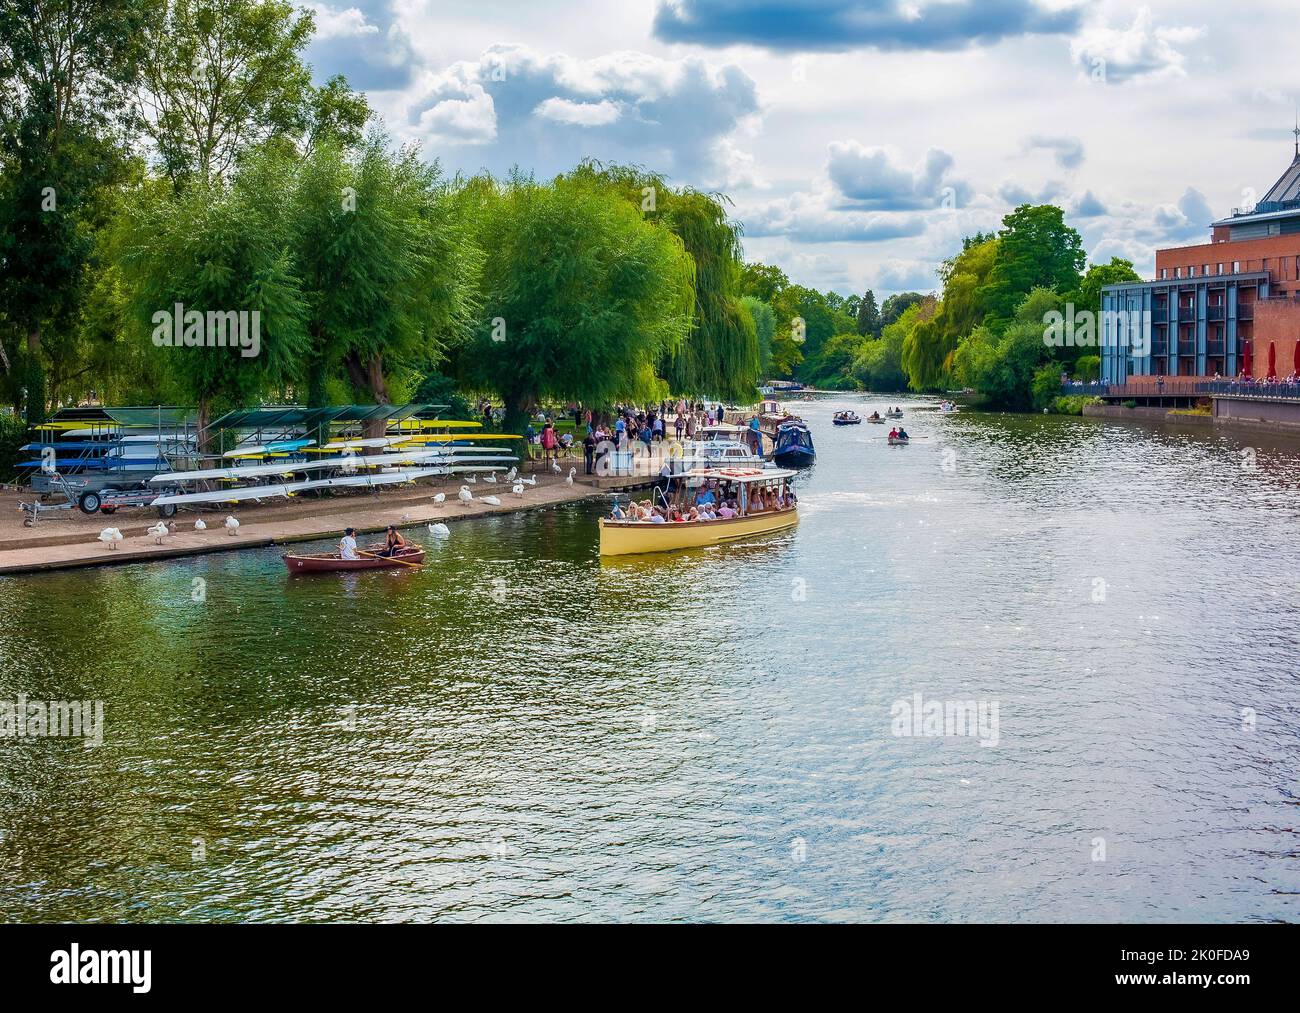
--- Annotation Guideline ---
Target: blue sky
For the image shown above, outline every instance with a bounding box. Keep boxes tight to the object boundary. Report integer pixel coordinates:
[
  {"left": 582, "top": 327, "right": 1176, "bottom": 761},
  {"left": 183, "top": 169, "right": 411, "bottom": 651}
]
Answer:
[{"left": 302, "top": 0, "right": 1300, "bottom": 297}]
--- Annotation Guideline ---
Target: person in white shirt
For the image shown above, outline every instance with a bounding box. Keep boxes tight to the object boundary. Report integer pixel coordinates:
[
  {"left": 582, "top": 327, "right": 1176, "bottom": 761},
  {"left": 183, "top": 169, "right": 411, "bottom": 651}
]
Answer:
[{"left": 340, "top": 527, "right": 359, "bottom": 560}]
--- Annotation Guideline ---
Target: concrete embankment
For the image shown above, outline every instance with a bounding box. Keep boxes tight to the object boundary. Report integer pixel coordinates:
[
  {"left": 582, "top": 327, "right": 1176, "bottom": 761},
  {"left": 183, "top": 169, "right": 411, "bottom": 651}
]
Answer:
[{"left": 0, "top": 469, "right": 626, "bottom": 575}]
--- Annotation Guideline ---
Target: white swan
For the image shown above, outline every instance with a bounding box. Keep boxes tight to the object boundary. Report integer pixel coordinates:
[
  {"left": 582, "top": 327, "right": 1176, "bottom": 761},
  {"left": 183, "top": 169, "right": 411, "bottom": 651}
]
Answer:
[
  {"left": 427, "top": 522, "right": 450, "bottom": 538},
  {"left": 194, "top": 519, "right": 207, "bottom": 531},
  {"left": 147, "top": 521, "right": 169, "bottom": 544},
  {"left": 225, "top": 516, "right": 240, "bottom": 536},
  {"left": 503, "top": 466, "right": 518, "bottom": 482},
  {"left": 457, "top": 485, "right": 473, "bottom": 504},
  {"left": 519, "top": 475, "right": 537, "bottom": 486},
  {"left": 432, "top": 492, "right": 446, "bottom": 504},
  {"left": 464, "top": 474, "right": 477, "bottom": 484},
  {"left": 513, "top": 481, "right": 525, "bottom": 498},
  {"left": 484, "top": 472, "right": 496, "bottom": 483},
  {"left": 97, "top": 527, "right": 123, "bottom": 550},
  {"left": 550, "top": 460, "right": 561, "bottom": 474},
  {"left": 565, "top": 467, "right": 576, "bottom": 485},
  {"left": 481, "top": 495, "right": 501, "bottom": 506}
]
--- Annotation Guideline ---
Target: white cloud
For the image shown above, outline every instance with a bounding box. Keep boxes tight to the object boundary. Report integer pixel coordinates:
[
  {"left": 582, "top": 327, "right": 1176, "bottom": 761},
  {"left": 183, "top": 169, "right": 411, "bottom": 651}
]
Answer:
[
  {"left": 534, "top": 97, "right": 622, "bottom": 127},
  {"left": 827, "top": 142, "right": 969, "bottom": 210},
  {"left": 1071, "top": 7, "right": 1204, "bottom": 85},
  {"left": 406, "top": 45, "right": 760, "bottom": 183},
  {"left": 306, "top": 3, "right": 379, "bottom": 41}
]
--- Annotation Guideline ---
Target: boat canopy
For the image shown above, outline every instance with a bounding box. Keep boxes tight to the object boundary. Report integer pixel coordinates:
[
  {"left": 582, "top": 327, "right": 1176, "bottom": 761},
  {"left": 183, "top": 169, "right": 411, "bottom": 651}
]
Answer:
[{"left": 677, "top": 467, "right": 796, "bottom": 483}]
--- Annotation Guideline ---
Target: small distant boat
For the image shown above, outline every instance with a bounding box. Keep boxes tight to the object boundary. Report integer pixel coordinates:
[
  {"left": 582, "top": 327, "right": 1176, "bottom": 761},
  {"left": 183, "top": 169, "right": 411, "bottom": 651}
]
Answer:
[
  {"left": 282, "top": 547, "right": 426, "bottom": 572},
  {"left": 865, "top": 415, "right": 885, "bottom": 424},
  {"left": 887, "top": 435, "right": 910, "bottom": 446},
  {"left": 938, "top": 401, "right": 957, "bottom": 414},
  {"left": 832, "top": 411, "right": 861, "bottom": 426},
  {"left": 772, "top": 420, "right": 815, "bottom": 466},
  {"left": 884, "top": 410, "right": 903, "bottom": 419}
]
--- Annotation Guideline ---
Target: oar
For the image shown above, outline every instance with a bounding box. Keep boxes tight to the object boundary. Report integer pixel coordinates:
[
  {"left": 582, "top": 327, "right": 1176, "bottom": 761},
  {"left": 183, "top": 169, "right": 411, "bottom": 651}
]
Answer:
[{"left": 358, "top": 549, "right": 423, "bottom": 568}]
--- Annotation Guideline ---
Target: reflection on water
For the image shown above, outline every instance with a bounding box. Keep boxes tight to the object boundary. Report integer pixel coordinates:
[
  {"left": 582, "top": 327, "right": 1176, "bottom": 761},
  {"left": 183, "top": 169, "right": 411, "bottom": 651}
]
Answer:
[{"left": 2, "top": 397, "right": 1299, "bottom": 922}]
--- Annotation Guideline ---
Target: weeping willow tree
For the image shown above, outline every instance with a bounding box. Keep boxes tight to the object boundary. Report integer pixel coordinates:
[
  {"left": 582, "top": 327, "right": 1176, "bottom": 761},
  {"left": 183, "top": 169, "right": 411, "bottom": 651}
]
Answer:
[
  {"left": 571, "top": 162, "right": 760, "bottom": 402},
  {"left": 903, "top": 236, "right": 998, "bottom": 390},
  {"left": 456, "top": 170, "right": 694, "bottom": 435}
]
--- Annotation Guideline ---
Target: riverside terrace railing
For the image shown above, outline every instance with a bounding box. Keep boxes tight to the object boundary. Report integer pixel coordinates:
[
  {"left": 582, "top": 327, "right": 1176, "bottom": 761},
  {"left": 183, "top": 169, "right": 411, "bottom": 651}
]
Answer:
[{"left": 1061, "top": 380, "right": 1300, "bottom": 400}]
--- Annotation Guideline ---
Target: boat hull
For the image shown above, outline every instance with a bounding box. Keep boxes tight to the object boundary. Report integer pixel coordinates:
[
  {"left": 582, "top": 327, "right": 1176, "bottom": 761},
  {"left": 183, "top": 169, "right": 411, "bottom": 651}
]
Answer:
[
  {"left": 282, "top": 548, "right": 426, "bottom": 572},
  {"left": 772, "top": 446, "right": 815, "bottom": 466},
  {"left": 887, "top": 437, "right": 910, "bottom": 445},
  {"left": 599, "top": 510, "right": 798, "bottom": 556}
]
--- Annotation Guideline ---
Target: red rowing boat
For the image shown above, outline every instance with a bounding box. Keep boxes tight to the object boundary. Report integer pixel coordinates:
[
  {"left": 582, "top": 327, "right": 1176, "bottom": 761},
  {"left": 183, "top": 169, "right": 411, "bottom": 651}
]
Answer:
[{"left": 282, "top": 547, "right": 426, "bottom": 573}]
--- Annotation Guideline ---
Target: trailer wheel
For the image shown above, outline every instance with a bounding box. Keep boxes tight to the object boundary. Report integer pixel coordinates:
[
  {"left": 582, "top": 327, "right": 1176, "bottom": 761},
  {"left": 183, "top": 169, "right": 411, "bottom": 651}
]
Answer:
[
  {"left": 78, "top": 491, "right": 102, "bottom": 514},
  {"left": 157, "top": 503, "right": 177, "bottom": 519}
]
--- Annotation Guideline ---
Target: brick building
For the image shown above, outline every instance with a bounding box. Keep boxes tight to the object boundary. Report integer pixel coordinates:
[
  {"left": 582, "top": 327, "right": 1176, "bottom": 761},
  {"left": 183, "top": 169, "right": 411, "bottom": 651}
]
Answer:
[{"left": 1101, "top": 141, "right": 1300, "bottom": 383}]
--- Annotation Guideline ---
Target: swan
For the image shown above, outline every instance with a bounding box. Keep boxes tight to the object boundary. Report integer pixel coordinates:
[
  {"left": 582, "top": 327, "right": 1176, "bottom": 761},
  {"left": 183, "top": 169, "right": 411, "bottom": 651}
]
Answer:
[
  {"left": 427, "top": 522, "right": 450, "bottom": 538},
  {"left": 503, "top": 467, "right": 518, "bottom": 482},
  {"left": 97, "top": 527, "right": 123, "bottom": 550},
  {"left": 481, "top": 495, "right": 501, "bottom": 506},
  {"left": 432, "top": 492, "right": 446, "bottom": 504},
  {"left": 484, "top": 472, "right": 496, "bottom": 483},
  {"left": 457, "top": 485, "right": 473, "bottom": 504},
  {"left": 225, "top": 516, "right": 240, "bottom": 536},
  {"left": 147, "top": 521, "right": 169, "bottom": 544},
  {"left": 550, "top": 460, "right": 562, "bottom": 474},
  {"left": 513, "top": 481, "right": 525, "bottom": 498},
  {"left": 519, "top": 475, "right": 537, "bottom": 486},
  {"left": 194, "top": 519, "right": 207, "bottom": 531},
  {"left": 464, "top": 474, "right": 477, "bottom": 484},
  {"left": 565, "top": 467, "right": 576, "bottom": 485}
]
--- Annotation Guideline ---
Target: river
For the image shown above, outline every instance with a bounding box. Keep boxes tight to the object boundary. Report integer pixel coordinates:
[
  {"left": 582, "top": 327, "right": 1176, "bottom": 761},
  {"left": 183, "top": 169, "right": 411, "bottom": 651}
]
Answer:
[{"left": 2, "top": 396, "right": 1298, "bottom": 922}]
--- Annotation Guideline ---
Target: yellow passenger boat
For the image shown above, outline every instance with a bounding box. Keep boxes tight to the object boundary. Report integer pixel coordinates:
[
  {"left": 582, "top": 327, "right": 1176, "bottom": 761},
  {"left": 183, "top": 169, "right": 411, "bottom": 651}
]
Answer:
[{"left": 598, "top": 467, "right": 798, "bottom": 556}]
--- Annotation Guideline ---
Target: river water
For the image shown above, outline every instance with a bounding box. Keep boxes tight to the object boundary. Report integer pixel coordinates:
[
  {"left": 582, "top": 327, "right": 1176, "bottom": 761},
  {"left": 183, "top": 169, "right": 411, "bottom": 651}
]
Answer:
[{"left": 2, "top": 396, "right": 1298, "bottom": 923}]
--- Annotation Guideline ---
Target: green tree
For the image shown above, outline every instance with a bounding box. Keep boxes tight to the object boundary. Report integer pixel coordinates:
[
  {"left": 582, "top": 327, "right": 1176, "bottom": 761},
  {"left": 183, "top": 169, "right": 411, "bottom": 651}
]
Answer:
[
  {"left": 951, "top": 287, "right": 1062, "bottom": 409},
  {"left": 977, "top": 204, "right": 1084, "bottom": 326},
  {"left": 118, "top": 155, "right": 309, "bottom": 444},
  {"left": 0, "top": 0, "right": 146, "bottom": 421},
  {"left": 135, "top": 0, "right": 315, "bottom": 187},
  {"left": 290, "top": 135, "right": 479, "bottom": 413},
  {"left": 572, "top": 164, "right": 758, "bottom": 400},
  {"left": 856, "top": 289, "right": 881, "bottom": 336},
  {"left": 739, "top": 261, "right": 789, "bottom": 304},
  {"left": 851, "top": 302, "right": 916, "bottom": 392},
  {"left": 457, "top": 173, "right": 693, "bottom": 434},
  {"left": 741, "top": 295, "right": 776, "bottom": 378},
  {"left": 880, "top": 291, "right": 926, "bottom": 328}
]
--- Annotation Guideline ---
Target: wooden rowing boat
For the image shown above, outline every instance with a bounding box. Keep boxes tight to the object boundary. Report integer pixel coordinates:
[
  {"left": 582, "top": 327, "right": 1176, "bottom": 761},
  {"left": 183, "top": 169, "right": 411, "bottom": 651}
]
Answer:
[
  {"left": 887, "top": 436, "right": 910, "bottom": 445},
  {"left": 282, "top": 547, "right": 426, "bottom": 572}
]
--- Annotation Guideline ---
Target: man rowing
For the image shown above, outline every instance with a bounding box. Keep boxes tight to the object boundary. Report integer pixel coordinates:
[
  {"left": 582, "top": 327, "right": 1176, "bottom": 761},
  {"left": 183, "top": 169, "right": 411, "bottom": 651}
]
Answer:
[{"left": 340, "top": 527, "right": 359, "bottom": 560}]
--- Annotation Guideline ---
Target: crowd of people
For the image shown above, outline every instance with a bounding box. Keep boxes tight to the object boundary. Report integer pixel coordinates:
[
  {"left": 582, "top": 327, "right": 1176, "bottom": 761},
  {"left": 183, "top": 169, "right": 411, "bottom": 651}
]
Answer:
[{"left": 609, "top": 477, "right": 795, "bottom": 524}]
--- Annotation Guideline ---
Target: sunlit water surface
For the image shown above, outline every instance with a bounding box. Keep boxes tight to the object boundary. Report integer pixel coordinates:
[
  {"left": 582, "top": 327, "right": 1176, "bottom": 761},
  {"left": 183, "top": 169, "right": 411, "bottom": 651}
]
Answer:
[{"left": 2, "top": 397, "right": 1298, "bottom": 922}]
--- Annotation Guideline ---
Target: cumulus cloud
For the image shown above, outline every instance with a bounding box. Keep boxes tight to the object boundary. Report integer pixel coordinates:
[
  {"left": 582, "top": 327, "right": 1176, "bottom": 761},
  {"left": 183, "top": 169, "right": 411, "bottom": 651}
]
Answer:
[
  {"left": 1153, "top": 188, "right": 1214, "bottom": 241},
  {"left": 1025, "top": 135, "right": 1085, "bottom": 170},
  {"left": 1071, "top": 7, "right": 1204, "bottom": 85},
  {"left": 997, "top": 179, "right": 1065, "bottom": 205},
  {"left": 1072, "top": 190, "right": 1108, "bottom": 218},
  {"left": 305, "top": 1, "right": 419, "bottom": 91},
  {"left": 827, "top": 142, "right": 970, "bottom": 210},
  {"left": 743, "top": 187, "right": 927, "bottom": 242},
  {"left": 408, "top": 45, "right": 761, "bottom": 185},
  {"left": 652, "top": 0, "right": 1081, "bottom": 52},
  {"left": 534, "top": 97, "right": 622, "bottom": 127}
]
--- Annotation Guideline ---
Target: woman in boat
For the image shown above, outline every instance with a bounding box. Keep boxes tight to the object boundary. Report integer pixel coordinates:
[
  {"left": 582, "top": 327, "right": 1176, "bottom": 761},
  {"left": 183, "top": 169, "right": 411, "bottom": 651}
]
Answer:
[{"left": 376, "top": 525, "right": 408, "bottom": 557}]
